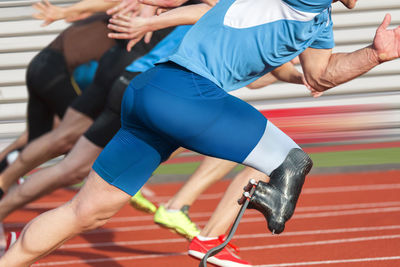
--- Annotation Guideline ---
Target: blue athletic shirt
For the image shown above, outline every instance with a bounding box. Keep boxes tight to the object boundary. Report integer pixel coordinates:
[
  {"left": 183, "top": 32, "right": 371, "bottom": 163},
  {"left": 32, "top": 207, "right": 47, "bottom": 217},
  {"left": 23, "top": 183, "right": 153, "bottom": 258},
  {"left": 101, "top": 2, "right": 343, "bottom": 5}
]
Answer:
[
  {"left": 168, "top": 0, "right": 334, "bottom": 92},
  {"left": 125, "top": 25, "right": 191, "bottom": 73}
]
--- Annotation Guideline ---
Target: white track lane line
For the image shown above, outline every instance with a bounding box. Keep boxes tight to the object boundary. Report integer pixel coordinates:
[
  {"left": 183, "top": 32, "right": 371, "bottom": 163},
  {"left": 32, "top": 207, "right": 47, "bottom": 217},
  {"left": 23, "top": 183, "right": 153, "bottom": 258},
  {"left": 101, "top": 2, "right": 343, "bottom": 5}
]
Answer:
[
  {"left": 236, "top": 224, "right": 400, "bottom": 239},
  {"left": 241, "top": 234, "right": 400, "bottom": 251},
  {"left": 295, "top": 201, "right": 400, "bottom": 212},
  {"left": 96, "top": 205, "right": 400, "bottom": 233},
  {"left": 32, "top": 252, "right": 187, "bottom": 266},
  {"left": 5, "top": 201, "right": 400, "bottom": 230},
  {"left": 255, "top": 256, "right": 400, "bottom": 266},
  {"left": 151, "top": 183, "right": 400, "bottom": 202},
  {"left": 34, "top": 234, "right": 400, "bottom": 266},
  {"left": 22, "top": 183, "right": 400, "bottom": 210},
  {"left": 33, "top": 205, "right": 400, "bottom": 235},
  {"left": 60, "top": 224, "right": 400, "bottom": 249},
  {"left": 108, "top": 201, "right": 400, "bottom": 223},
  {"left": 6, "top": 202, "right": 400, "bottom": 232},
  {"left": 302, "top": 184, "right": 400, "bottom": 194}
]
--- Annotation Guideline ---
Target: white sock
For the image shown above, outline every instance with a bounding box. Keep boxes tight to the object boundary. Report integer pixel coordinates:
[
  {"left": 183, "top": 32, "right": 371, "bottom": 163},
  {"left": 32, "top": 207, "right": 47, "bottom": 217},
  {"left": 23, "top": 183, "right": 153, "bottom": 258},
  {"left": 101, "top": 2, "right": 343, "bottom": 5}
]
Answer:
[{"left": 196, "top": 235, "right": 218, "bottom": 241}]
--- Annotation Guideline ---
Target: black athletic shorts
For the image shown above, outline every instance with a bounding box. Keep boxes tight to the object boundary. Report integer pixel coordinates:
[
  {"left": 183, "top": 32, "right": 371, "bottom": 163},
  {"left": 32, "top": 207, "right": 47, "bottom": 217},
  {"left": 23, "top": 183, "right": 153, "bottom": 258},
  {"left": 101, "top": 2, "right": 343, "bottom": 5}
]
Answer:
[
  {"left": 70, "top": 27, "right": 174, "bottom": 120},
  {"left": 83, "top": 71, "right": 139, "bottom": 147}
]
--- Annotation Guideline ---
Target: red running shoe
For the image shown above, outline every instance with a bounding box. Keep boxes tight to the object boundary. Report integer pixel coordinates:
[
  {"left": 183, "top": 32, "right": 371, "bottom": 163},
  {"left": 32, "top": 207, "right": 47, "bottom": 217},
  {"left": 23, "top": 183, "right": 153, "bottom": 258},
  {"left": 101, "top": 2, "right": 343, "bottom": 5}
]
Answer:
[
  {"left": 5, "top": 231, "right": 20, "bottom": 251},
  {"left": 188, "top": 235, "right": 252, "bottom": 267}
]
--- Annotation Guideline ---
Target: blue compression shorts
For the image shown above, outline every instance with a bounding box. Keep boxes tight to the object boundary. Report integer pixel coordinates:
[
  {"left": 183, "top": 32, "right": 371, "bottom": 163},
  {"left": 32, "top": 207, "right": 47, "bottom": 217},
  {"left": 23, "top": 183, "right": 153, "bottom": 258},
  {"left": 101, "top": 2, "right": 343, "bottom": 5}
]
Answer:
[{"left": 93, "top": 62, "right": 298, "bottom": 195}]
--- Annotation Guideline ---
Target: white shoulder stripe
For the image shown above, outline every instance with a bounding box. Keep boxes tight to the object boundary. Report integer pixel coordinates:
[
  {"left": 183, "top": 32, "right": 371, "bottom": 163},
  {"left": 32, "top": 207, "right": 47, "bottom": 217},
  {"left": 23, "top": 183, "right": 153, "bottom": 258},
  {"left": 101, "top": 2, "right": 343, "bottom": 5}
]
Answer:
[{"left": 224, "top": 0, "right": 319, "bottom": 29}]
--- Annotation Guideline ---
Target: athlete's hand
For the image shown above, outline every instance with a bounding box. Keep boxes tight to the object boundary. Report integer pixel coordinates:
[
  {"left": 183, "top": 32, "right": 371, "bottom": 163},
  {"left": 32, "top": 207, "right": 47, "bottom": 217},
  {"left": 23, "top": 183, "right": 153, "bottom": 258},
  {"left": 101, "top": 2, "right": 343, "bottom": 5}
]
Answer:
[
  {"left": 302, "top": 76, "right": 323, "bottom": 98},
  {"left": 373, "top": 14, "right": 400, "bottom": 62},
  {"left": 108, "top": 14, "right": 150, "bottom": 51},
  {"left": 138, "top": 5, "right": 158, "bottom": 45},
  {"left": 108, "top": 3, "right": 157, "bottom": 51},
  {"left": 32, "top": 0, "right": 66, "bottom": 26}
]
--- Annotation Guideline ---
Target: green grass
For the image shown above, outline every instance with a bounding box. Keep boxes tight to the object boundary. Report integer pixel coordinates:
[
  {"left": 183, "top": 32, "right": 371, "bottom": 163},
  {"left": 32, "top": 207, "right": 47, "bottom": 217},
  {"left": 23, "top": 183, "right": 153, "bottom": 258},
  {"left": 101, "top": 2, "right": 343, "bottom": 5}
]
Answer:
[
  {"left": 310, "top": 147, "right": 400, "bottom": 168},
  {"left": 153, "top": 162, "right": 202, "bottom": 175},
  {"left": 153, "top": 147, "right": 400, "bottom": 175}
]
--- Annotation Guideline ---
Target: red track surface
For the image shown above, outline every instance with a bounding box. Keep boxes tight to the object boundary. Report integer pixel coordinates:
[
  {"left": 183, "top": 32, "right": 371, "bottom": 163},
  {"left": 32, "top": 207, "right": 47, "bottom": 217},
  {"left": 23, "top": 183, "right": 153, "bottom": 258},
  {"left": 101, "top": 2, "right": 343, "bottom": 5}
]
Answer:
[{"left": 3, "top": 170, "right": 400, "bottom": 266}]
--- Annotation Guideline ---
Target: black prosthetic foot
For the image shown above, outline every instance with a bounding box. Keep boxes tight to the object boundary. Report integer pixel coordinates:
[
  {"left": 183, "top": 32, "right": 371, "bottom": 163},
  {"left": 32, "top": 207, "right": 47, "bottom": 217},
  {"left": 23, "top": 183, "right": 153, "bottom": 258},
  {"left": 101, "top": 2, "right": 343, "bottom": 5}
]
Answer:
[{"left": 247, "top": 148, "right": 313, "bottom": 234}]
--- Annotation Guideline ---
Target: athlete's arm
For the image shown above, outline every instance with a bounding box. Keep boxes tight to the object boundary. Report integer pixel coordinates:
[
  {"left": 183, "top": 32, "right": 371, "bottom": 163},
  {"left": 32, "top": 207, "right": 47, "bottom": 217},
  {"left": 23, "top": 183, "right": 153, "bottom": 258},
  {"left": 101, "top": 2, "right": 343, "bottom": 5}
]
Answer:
[
  {"left": 32, "top": 0, "right": 116, "bottom": 26},
  {"left": 108, "top": 3, "right": 211, "bottom": 50},
  {"left": 246, "top": 62, "right": 302, "bottom": 89},
  {"left": 107, "top": 0, "right": 215, "bottom": 16},
  {"left": 271, "top": 62, "right": 303, "bottom": 85},
  {"left": 248, "top": 62, "right": 322, "bottom": 97},
  {"left": 300, "top": 14, "right": 400, "bottom": 92},
  {"left": 106, "top": 0, "right": 186, "bottom": 14},
  {"left": 246, "top": 73, "right": 277, "bottom": 89},
  {"left": 138, "top": 0, "right": 217, "bottom": 7}
]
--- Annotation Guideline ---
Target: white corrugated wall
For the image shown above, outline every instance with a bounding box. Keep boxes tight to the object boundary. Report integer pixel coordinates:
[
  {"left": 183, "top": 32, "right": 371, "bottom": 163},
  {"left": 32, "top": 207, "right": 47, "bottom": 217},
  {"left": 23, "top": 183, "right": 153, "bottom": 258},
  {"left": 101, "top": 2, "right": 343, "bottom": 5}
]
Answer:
[
  {"left": 0, "top": 0, "right": 399, "bottom": 150},
  {"left": 0, "top": 0, "right": 78, "bottom": 150}
]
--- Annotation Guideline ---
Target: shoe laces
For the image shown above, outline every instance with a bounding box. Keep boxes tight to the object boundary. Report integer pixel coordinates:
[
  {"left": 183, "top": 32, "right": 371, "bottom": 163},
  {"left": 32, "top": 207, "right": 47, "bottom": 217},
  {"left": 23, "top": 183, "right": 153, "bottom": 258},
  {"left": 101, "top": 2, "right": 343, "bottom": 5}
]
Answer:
[{"left": 218, "top": 235, "right": 240, "bottom": 254}]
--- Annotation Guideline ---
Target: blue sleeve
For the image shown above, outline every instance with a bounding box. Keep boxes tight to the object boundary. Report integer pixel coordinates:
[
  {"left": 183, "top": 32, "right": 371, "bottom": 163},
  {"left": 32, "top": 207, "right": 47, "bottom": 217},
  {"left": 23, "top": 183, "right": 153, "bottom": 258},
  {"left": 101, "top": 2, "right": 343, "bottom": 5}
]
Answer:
[{"left": 310, "top": 19, "right": 334, "bottom": 49}]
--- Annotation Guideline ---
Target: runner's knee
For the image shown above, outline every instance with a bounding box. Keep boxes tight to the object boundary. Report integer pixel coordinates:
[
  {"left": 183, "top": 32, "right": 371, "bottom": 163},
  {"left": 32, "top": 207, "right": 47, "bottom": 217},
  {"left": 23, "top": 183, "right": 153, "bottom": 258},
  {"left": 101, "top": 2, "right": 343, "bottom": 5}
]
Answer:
[
  {"left": 50, "top": 130, "right": 81, "bottom": 154},
  {"left": 71, "top": 201, "right": 112, "bottom": 231},
  {"left": 58, "top": 161, "right": 91, "bottom": 186}
]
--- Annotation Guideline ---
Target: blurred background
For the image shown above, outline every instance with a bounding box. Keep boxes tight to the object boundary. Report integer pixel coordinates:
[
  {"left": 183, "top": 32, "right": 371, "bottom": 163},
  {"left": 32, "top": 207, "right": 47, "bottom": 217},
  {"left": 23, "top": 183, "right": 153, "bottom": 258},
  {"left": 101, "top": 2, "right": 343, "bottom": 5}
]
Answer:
[{"left": 0, "top": 0, "right": 399, "bottom": 181}]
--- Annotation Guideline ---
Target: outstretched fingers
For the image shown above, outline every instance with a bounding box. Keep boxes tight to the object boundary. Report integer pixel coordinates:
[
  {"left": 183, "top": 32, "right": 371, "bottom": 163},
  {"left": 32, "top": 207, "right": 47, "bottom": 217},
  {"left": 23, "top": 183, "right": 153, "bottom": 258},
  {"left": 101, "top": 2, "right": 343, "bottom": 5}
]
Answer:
[
  {"left": 32, "top": 1, "right": 48, "bottom": 19},
  {"left": 109, "top": 16, "right": 131, "bottom": 27},
  {"left": 32, "top": 0, "right": 63, "bottom": 26},
  {"left": 107, "top": 24, "right": 130, "bottom": 36}
]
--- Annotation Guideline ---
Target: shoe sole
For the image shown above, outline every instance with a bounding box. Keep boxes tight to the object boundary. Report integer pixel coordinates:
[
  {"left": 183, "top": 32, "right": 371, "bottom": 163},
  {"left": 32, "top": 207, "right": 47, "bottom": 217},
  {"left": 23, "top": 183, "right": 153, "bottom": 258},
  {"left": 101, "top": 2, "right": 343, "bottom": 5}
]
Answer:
[{"left": 188, "top": 250, "right": 252, "bottom": 267}]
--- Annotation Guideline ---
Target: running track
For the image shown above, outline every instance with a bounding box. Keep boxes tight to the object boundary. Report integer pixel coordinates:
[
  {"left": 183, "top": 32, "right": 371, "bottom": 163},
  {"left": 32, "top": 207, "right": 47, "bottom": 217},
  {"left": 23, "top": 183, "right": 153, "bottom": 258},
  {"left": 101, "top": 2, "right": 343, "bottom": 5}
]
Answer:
[{"left": 3, "top": 169, "right": 400, "bottom": 267}]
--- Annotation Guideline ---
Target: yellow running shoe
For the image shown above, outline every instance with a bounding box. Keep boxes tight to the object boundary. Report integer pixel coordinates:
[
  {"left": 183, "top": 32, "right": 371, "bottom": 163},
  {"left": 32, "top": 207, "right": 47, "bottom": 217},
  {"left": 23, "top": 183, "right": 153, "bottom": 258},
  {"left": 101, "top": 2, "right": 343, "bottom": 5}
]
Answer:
[
  {"left": 154, "top": 205, "right": 200, "bottom": 240},
  {"left": 130, "top": 190, "right": 157, "bottom": 214}
]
